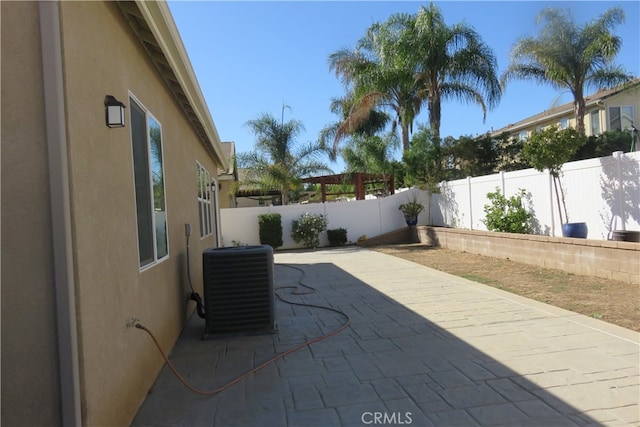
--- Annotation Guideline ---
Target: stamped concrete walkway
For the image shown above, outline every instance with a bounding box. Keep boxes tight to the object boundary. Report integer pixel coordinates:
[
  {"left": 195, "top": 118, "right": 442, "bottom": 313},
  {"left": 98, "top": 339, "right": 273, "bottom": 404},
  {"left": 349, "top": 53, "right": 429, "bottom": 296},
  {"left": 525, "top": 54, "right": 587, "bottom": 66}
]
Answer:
[{"left": 133, "top": 247, "right": 639, "bottom": 426}]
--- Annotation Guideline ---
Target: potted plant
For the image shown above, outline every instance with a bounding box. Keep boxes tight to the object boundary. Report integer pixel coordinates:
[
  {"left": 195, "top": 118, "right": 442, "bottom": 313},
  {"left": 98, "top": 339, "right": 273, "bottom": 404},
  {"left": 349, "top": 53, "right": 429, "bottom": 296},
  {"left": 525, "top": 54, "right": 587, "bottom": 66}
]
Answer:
[
  {"left": 523, "top": 126, "right": 587, "bottom": 237},
  {"left": 398, "top": 194, "right": 425, "bottom": 227}
]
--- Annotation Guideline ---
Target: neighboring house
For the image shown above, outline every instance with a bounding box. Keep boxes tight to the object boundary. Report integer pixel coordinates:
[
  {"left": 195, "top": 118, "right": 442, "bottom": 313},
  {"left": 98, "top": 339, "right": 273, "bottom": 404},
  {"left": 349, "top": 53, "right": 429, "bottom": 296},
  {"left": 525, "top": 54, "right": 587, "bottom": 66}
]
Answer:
[
  {"left": 490, "top": 79, "right": 640, "bottom": 141},
  {"left": 217, "top": 141, "right": 238, "bottom": 209},
  {"left": 1, "top": 2, "right": 227, "bottom": 426}
]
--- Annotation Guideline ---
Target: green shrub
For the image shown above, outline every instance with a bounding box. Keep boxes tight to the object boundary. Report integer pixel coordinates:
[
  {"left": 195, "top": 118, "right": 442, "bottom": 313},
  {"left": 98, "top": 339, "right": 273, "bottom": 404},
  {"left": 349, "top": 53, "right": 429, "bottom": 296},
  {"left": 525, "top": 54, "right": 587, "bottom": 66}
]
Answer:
[
  {"left": 291, "top": 213, "right": 328, "bottom": 249},
  {"left": 327, "top": 228, "right": 348, "bottom": 246},
  {"left": 482, "top": 188, "right": 534, "bottom": 234},
  {"left": 258, "top": 213, "right": 283, "bottom": 249}
]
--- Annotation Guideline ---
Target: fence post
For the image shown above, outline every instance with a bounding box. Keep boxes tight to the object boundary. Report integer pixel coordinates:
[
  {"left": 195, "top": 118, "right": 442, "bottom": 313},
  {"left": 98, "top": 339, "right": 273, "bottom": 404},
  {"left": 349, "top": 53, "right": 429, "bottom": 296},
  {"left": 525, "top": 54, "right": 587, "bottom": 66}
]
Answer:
[
  {"left": 467, "top": 176, "right": 473, "bottom": 229},
  {"left": 614, "top": 151, "right": 626, "bottom": 231},
  {"left": 378, "top": 196, "right": 383, "bottom": 236}
]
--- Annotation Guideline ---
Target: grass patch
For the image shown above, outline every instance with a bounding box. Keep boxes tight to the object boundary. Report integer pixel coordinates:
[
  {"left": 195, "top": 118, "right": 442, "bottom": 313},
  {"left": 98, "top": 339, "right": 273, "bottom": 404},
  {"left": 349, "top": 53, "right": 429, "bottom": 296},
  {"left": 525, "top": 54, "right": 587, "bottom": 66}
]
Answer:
[
  {"left": 548, "top": 283, "right": 568, "bottom": 293},
  {"left": 461, "top": 274, "right": 496, "bottom": 285}
]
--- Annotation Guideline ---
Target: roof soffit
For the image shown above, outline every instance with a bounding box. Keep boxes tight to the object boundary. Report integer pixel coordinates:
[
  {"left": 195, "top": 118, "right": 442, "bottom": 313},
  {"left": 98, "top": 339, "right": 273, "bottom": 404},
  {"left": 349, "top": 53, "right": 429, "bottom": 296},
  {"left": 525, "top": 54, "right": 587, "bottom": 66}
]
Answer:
[{"left": 116, "top": 1, "right": 228, "bottom": 170}]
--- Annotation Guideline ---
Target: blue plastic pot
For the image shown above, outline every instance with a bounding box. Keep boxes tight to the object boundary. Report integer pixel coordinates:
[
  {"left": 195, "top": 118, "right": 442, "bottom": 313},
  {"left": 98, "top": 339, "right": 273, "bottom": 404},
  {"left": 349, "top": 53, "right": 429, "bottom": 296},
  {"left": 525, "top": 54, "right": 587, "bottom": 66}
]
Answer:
[
  {"left": 562, "top": 222, "right": 588, "bottom": 238},
  {"left": 405, "top": 217, "right": 418, "bottom": 227}
]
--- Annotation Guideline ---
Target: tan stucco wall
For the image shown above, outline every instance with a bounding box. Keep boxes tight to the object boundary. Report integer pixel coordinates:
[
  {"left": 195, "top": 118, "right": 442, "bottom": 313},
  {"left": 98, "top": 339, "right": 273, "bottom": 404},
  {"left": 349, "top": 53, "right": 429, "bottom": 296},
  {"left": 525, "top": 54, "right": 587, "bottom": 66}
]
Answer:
[
  {"left": 218, "top": 179, "right": 237, "bottom": 208},
  {"left": 0, "top": 3, "right": 63, "bottom": 426},
  {"left": 56, "top": 2, "right": 222, "bottom": 425},
  {"left": 2, "top": 2, "right": 223, "bottom": 426},
  {"left": 603, "top": 86, "right": 640, "bottom": 132}
]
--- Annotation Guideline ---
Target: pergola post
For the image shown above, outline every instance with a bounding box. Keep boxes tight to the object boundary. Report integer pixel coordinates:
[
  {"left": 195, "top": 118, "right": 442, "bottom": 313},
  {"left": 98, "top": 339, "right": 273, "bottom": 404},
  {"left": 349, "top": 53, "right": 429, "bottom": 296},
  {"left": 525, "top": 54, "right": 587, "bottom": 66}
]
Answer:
[
  {"left": 321, "top": 176, "right": 327, "bottom": 203},
  {"left": 355, "top": 173, "right": 364, "bottom": 200}
]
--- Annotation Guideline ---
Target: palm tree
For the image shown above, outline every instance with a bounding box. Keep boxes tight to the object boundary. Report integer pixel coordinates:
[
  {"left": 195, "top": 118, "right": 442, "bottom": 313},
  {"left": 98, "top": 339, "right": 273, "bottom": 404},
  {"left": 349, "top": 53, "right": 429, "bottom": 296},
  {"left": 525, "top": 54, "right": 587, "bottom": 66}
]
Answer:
[
  {"left": 318, "top": 95, "right": 390, "bottom": 160},
  {"left": 329, "top": 4, "right": 501, "bottom": 148},
  {"left": 406, "top": 3, "right": 501, "bottom": 142},
  {"left": 341, "top": 133, "right": 399, "bottom": 196},
  {"left": 329, "top": 13, "right": 423, "bottom": 152},
  {"left": 501, "top": 7, "right": 632, "bottom": 136},
  {"left": 238, "top": 112, "right": 332, "bottom": 205}
]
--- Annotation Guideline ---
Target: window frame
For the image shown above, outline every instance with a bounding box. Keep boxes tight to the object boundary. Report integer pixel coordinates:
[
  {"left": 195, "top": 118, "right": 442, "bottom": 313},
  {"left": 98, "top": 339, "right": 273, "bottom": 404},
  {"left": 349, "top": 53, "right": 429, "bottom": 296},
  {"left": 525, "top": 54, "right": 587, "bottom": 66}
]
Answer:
[
  {"left": 608, "top": 105, "right": 635, "bottom": 132},
  {"left": 589, "top": 109, "right": 601, "bottom": 136},
  {"left": 558, "top": 117, "right": 568, "bottom": 130},
  {"left": 130, "top": 94, "right": 169, "bottom": 270}
]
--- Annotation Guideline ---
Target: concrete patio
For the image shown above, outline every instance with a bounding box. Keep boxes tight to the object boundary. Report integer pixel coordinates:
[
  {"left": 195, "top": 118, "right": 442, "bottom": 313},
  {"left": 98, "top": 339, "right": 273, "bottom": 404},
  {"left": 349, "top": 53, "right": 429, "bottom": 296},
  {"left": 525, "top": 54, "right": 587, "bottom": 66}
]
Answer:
[{"left": 132, "top": 247, "right": 639, "bottom": 426}]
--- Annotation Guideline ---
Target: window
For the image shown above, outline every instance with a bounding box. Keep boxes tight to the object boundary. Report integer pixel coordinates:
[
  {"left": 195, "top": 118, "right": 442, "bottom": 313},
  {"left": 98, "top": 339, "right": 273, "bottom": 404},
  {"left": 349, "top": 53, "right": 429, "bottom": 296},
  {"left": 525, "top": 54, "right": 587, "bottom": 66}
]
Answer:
[
  {"left": 559, "top": 117, "right": 568, "bottom": 129},
  {"left": 196, "top": 162, "right": 213, "bottom": 238},
  {"left": 609, "top": 106, "right": 634, "bottom": 131},
  {"left": 130, "top": 96, "right": 168, "bottom": 268},
  {"left": 518, "top": 130, "right": 528, "bottom": 140},
  {"left": 590, "top": 110, "right": 601, "bottom": 135}
]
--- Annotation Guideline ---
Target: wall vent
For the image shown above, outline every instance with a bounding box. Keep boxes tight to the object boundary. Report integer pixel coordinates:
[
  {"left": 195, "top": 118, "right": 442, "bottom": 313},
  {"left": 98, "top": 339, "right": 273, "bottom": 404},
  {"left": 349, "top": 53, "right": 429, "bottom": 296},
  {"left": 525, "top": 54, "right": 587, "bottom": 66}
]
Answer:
[{"left": 202, "top": 245, "right": 276, "bottom": 339}]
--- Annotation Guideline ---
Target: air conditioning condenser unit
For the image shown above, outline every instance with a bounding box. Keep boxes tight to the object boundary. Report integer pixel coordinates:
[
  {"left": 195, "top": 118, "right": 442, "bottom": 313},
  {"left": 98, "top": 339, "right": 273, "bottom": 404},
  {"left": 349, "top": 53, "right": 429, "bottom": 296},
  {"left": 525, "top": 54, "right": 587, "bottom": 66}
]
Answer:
[{"left": 202, "top": 245, "right": 276, "bottom": 339}]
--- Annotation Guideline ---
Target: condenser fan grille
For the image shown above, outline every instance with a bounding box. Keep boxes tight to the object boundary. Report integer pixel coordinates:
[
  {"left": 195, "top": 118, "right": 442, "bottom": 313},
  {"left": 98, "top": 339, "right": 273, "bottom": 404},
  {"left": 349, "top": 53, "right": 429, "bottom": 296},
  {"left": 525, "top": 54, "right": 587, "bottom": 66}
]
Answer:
[{"left": 202, "top": 246, "right": 276, "bottom": 338}]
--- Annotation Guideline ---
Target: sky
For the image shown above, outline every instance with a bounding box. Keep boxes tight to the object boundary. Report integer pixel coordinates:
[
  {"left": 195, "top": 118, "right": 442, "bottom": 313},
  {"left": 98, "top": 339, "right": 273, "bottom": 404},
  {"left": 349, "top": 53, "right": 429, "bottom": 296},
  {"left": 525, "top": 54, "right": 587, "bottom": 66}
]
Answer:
[{"left": 167, "top": 1, "right": 640, "bottom": 172}]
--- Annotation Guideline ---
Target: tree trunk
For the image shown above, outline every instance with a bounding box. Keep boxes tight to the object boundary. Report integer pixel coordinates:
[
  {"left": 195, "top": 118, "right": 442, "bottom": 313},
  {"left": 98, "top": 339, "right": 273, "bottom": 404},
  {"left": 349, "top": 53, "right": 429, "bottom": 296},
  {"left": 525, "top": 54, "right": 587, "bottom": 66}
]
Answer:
[
  {"left": 573, "top": 94, "right": 586, "bottom": 136},
  {"left": 552, "top": 176, "right": 564, "bottom": 225},
  {"left": 428, "top": 93, "right": 441, "bottom": 144},
  {"left": 401, "top": 122, "right": 410, "bottom": 152}
]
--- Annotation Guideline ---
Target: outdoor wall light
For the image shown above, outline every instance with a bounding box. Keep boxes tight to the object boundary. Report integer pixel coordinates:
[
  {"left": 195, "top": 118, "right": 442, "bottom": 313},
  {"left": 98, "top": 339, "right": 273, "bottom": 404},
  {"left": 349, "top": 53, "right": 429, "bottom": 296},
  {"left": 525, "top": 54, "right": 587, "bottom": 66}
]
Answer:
[{"left": 105, "top": 95, "right": 126, "bottom": 128}]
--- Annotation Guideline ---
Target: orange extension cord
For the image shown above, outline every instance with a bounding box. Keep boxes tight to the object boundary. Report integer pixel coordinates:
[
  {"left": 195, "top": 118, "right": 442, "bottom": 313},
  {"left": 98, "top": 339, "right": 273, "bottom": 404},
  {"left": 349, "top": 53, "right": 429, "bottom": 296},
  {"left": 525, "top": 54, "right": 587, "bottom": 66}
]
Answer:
[{"left": 134, "top": 264, "right": 351, "bottom": 396}]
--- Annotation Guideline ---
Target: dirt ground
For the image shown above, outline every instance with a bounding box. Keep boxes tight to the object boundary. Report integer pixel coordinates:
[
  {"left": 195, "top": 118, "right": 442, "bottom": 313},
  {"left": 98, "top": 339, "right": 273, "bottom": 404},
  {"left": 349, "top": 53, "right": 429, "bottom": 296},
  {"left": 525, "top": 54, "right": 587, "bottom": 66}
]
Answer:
[{"left": 370, "top": 244, "right": 640, "bottom": 332}]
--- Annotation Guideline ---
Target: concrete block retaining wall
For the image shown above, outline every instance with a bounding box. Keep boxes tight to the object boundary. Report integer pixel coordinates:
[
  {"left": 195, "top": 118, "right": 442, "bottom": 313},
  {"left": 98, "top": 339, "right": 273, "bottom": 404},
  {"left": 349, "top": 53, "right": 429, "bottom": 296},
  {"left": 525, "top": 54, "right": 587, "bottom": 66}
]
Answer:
[{"left": 420, "top": 226, "right": 639, "bottom": 285}]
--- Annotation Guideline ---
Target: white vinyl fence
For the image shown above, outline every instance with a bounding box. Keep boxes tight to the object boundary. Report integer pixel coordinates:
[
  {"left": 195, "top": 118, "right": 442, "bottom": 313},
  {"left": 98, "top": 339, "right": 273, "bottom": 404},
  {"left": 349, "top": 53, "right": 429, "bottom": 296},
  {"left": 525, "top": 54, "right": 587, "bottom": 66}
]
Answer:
[
  {"left": 220, "top": 151, "right": 640, "bottom": 249},
  {"left": 220, "top": 188, "right": 426, "bottom": 249}
]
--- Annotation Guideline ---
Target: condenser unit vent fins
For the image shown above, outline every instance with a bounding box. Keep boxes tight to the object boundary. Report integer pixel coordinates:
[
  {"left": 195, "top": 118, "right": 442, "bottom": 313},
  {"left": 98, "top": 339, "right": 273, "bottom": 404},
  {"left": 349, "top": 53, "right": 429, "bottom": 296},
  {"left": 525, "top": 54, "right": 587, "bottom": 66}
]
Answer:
[{"left": 202, "top": 245, "right": 276, "bottom": 338}]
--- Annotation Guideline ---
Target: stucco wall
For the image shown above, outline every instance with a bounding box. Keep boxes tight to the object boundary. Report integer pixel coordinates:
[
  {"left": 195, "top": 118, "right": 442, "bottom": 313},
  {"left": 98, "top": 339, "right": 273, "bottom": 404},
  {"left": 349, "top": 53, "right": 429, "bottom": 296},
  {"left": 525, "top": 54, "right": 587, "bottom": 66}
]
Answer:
[
  {"left": 605, "top": 86, "right": 640, "bottom": 132},
  {"left": 218, "top": 179, "right": 237, "bottom": 209},
  {"left": 2, "top": 2, "right": 222, "bottom": 426},
  {"left": 56, "top": 2, "right": 221, "bottom": 425},
  {"left": 0, "top": 2, "right": 63, "bottom": 426}
]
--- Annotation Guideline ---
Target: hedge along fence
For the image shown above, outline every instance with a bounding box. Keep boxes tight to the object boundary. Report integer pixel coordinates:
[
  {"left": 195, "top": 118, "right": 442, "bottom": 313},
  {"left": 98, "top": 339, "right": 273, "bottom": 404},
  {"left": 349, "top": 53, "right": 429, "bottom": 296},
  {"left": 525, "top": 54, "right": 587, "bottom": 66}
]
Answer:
[
  {"left": 220, "top": 151, "right": 640, "bottom": 249},
  {"left": 258, "top": 213, "right": 283, "bottom": 249}
]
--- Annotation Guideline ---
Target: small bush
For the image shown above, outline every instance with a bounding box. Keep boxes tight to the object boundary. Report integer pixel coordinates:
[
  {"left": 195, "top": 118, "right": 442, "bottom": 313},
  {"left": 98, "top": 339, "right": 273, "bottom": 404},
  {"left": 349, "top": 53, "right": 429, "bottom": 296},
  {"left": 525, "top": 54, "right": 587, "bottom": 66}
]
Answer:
[
  {"left": 258, "top": 213, "right": 283, "bottom": 249},
  {"left": 291, "top": 213, "right": 328, "bottom": 249},
  {"left": 482, "top": 188, "right": 534, "bottom": 234},
  {"left": 327, "top": 228, "right": 348, "bottom": 246}
]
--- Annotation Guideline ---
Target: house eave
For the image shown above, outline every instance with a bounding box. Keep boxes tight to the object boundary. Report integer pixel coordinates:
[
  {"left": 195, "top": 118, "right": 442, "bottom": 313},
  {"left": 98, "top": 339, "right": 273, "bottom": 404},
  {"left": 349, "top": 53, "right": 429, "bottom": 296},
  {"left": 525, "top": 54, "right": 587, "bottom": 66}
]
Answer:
[{"left": 117, "top": 1, "right": 228, "bottom": 170}]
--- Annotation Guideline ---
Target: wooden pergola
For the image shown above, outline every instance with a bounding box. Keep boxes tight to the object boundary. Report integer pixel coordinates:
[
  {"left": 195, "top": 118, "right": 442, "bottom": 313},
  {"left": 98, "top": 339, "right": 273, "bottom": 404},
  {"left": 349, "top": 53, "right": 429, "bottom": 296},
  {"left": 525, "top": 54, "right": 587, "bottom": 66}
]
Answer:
[{"left": 301, "top": 173, "right": 395, "bottom": 203}]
